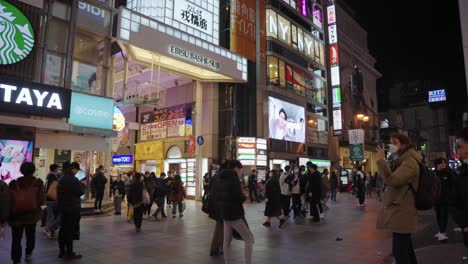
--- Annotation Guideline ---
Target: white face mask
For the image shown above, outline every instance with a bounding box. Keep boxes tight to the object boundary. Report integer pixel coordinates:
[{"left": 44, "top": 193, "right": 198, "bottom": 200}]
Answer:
[{"left": 389, "top": 144, "right": 399, "bottom": 154}]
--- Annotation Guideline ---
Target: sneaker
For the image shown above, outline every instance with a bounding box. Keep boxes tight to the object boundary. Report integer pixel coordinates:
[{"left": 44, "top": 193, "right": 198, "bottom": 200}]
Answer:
[
  {"left": 173, "top": 215, "right": 177, "bottom": 218},
  {"left": 262, "top": 221, "right": 271, "bottom": 227},
  {"left": 454, "top": 227, "right": 462, "bottom": 232},
  {"left": 279, "top": 219, "right": 286, "bottom": 228},
  {"left": 435, "top": 232, "right": 441, "bottom": 239},
  {"left": 66, "top": 253, "right": 82, "bottom": 260},
  {"left": 438, "top": 233, "right": 448, "bottom": 242},
  {"left": 179, "top": 214, "right": 184, "bottom": 217},
  {"left": 25, "top": 253, "right": 32, "bottom": 262},
  {"left": 320, "top": 213, "right": 325, "bottom": 219},
  {"left": 151, "top": 216, "right": 160, "bottom": 221}
]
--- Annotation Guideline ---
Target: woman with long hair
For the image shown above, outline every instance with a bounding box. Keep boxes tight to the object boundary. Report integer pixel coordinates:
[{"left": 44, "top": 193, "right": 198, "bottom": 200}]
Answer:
[
  {"left": 127, "top": 173, "right": 145, "bottom": 232},
  {"left": 169, "top": 175, "right": 185, "bottom": 218},
  {"left": 263, "top": 170, "right": 285, "bottom": 227}
]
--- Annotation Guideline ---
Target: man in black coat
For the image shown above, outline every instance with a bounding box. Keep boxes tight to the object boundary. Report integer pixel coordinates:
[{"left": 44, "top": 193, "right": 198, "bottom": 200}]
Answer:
[
  {"left": 57, "top": 162, "right": 85, "bottom": 259},
  {"left": 450, "top": 127, "right": 468, "bottom": 247},
  {"left": 91, "top": 165, "right": 107, "bottom": 213},
  {"left": 306, "top": 162, "right": 322, "bottom": 223},
  {"left": 433, "top": 158, "right": 454, "bottom": 242}
]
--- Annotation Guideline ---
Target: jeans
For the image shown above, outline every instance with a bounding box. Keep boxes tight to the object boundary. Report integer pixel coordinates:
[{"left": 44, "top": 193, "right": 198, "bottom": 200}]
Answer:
[
  {"left": 114, "top": 195, "right": 122, "bottom": 214},
  {"left": 172, "top": 201, "right": 183, "bottom": 215},
  {"left": 95, "top": 189, "right": 104, "bottom": 210},
  {"left": 46, "top": 201, "right": 61, "bottom": 233},
  {"left": 291, "top": 194, "right": 302, "bottom": 216},
  {"left": 153, "top": 196, "right": 166, "bottom": 218},
  {"left": 59, "top": 210, "right": 80, "bottom": 256},
  {"left": 280, "top": 195, "right": 291, "bottom": 216},
  {"left": 249, "top": 186, "right": 259, "bottom": 202},
  {"left": 331, "top": 189, "right": 337, "bottom": 201},
  {"left": 392, "top": 233, "right": 418, "bottom": 264},
  {"left": 133, "top": 205, "right": 144, "bottom": 229},
  {"left": 435, "top": 205, "right": 449, "bottom": 233},
  {"left": 223, "top": 219, "right": 254, "bottom": 264},
  {"left": 309, "top": 199, "right": 320, "bottom": 221},
  {"left": 11, "top": 224, "right": 36, "bottom": 262}
]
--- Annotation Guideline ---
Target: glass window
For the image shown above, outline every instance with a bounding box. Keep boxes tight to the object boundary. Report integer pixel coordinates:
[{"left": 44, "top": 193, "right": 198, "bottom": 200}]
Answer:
[
  {"left": 291, "top": 24, "right": 298, "bottom": 49},
  {"left": 268, "top": 56, "right": 279, "bottom": 85},
  {"left": 292, "top": 67, "right": 306, "bottom": 96},
  {"left": 303, "top": 34, "right": 314, "bottom": 59},
  {"left": 314, "top": 39, "right": 320, "bottom": 63},
  {"left": 319, "top": 42, "right": 325, "bottom": 65},
  {"left": 46, "top": 18, "right": 69, "bottom": 54},
  {"left": 297, "top": 27, "right": 304, "bottom": 53},
  {"left": 279, "top": 60, "right": 286, "bottom": 88},
  {"left": 266, "top": 10, "right": 277, "bottom": 38},
  {"left": 277, "top": 15, "right": 291, "bottom": 45},
  {"left": 43, "top": 52, "right": 65, "bottom": 87},
  {"left": 77, "top": 0, "right": 112, "bottom": 35},
  {"left": 286, "top": 64, "right": 293, "bottom": 89},
  {"left": 306, "top": 114, "right": 328, "bottom": 144},
  {"left": 52, "top": 1, "right": 71, "bottom": 20}
]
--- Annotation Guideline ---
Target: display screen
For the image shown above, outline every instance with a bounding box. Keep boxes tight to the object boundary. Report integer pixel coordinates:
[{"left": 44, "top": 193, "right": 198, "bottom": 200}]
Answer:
[
  {"left": 0, "top": 140, "right": 34, "bottom": 184},
  {"left": 268, "top": 97, "right": 305, "bottom": 143}
]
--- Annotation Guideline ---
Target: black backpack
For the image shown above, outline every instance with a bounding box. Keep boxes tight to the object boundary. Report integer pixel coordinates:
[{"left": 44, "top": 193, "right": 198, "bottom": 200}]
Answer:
[{"left": 409, "top": 158, "right": 434, "bottom": 211}]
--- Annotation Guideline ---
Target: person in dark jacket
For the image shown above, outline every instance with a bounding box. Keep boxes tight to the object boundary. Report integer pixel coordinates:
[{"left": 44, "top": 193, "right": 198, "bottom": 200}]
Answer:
[
  {"left": 210, "top": 160, "right": 254, "bottom": 264},
  {"left": 208, "top": 171, "right": 223, "bottom": 257},
  {"left": 306, "top": 162, "right": 322, "bottom": 223},
  {"left": 57, "top": 162, "right": 85, "bottom": 260},
  {"left": 44, "top": 163, "right": 60, "bottom": 239},
  {"left": 248, "top": 169, "right": 259, "bottom": 203},
  {"left": 329, "top": 170, "right": 339, "bottom": 202},
  {"left": 433, "top": 158, "right": 454, "bottom": 242},
  {"left": 263, "top": 170, "right": 285, "bottom": 228},
  {"left": 299, "top": 165, "right": 308, "bottom": 216},
  {"left": 450, "top": 127, "right": 468, "bottom": 247},
  {"left": 152, "top": 172, "right": 169, "bottom": 220},
  {"left": 356, "top": 165, "right": 366, "bottom": 206},
  {"left": 91, "top": 165, "right": 107, "bottom": 213},
  {"left": 128, "top": 173, "right": 145, "bottom": 232},
  {"left": 0, "top": 176, "right": 9, "bottom": 233},
  {"left": 111, "top": 174, "right": 125, "bottom": 215},
  {"left": 9, "top": 162, "right": 45, "bottom": 264}
]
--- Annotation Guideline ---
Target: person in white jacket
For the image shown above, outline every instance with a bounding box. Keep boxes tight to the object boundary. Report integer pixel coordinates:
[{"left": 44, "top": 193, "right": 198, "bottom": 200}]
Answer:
[
  {"left": 290, "top": 167, "right": 301, "bottom": 217},
  {"left": 279, "top": 166, "right": 293, "bottom": 216}
]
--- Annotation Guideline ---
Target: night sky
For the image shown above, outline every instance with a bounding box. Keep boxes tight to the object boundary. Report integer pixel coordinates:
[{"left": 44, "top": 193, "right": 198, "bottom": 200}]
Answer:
[{"left": 341, "top": 0, "right": 467, "bottom": 133}]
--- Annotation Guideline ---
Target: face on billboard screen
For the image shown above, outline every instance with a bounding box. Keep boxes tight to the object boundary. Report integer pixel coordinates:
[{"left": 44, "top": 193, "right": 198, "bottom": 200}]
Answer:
[
  {"left": 0, "top": 140, "right": 34, "bottom": 184},
  {"left": 268, "top": 97, "right": 305, "bottom": 143}
]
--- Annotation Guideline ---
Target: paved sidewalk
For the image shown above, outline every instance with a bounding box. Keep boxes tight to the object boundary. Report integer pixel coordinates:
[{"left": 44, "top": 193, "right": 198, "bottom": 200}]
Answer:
[{"left": 1, "top": 193, "right": 458, "bottom": 264}]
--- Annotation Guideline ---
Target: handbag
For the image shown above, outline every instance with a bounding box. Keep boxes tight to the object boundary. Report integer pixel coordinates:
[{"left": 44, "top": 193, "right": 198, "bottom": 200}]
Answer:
[
  {"left": 142, "top": 188, "right": 150, "bottom": 205},
  {"left": 47, "top": 181, "right": 58, "bottom": 200},
  {"left": 127, "top": 205, "right": 134, "bottom": 222}
]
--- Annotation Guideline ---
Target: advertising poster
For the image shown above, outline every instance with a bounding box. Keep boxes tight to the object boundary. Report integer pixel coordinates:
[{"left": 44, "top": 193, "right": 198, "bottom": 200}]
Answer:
[
  {"left": 71, "top": 60, "right": 98, "bottom": 93},
  {"left": 268, "top": 97, "right": 305, "bottom": 143},
  {"left": 44, "top": 53, "right": 63, "bottom": 86},
  {"left": 0, "top": 140, "right": 34, "bottom": 183},
  {"left": 141, "top": 122, "right": 167, "bottom": 141},
  {"left": 140, "top": 104, "right": 188, "bottom": 140},
  {"left": 230, "top": 0, "right": 256, "bottom": 62},
  {"left": 167, "top": 118, "right": 186, "bottom": 137}
]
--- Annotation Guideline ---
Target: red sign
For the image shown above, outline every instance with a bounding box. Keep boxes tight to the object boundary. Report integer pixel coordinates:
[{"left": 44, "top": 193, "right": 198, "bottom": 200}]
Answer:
[
  {"left": 329, "top": 45, "right": 339, "bottom": 65},
  {"left": 187, "top": 136, "right": 196, "bottom": 154},
  {"left": 238, "top": 143, "right": 256, "bottom": 149}
]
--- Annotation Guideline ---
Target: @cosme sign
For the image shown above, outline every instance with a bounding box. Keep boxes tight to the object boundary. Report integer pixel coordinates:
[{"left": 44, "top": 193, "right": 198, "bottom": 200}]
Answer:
[
  {"left": 0, "top": 79, "right": 71, "bottom": 118},
  {"left": 0, "top": 0, "right": 35, "bottom": 65}
]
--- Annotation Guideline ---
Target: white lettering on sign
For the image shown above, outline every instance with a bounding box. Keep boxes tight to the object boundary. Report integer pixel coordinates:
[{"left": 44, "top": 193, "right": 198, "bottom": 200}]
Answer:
[
  {"left": 328, "top": 24, "right": 338, "bottom": 44},
  {"left": 169, "top": 45, "right": 220, "bottom": 70},
  {"left": 327, "top": 5, "right": 336, "bottom": 25},
  {"left": 78, "top": 1, "right": 105, "bottom": 18},
  {"left": 269, "top": 14, "right": 277, "bottom": 36},
  {"left": 279, "top": 21, "right": 289, "bottom": 40},
  {"left": 0, "top": 84, "right": 63, "bottom": 109}
]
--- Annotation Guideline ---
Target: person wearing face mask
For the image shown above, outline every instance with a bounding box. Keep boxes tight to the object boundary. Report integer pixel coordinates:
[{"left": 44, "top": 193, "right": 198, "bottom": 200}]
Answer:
[
  {"left": 449, "top": 127, "right": 468, "bottom": 248},
  {"left": 290, "top": 167, "right": 301, "bottom": 218},
  {"left": 376, "top": 134, "right": 421, "bottom": 264},
  {"left": 210, "top": 160, "right": 254, "bottom": 264},
  {"left": 432, "top": 158, "right": 455, "bottom": 242},
  {"left": 91, "top": 165, "right": 107, "bottom": 213}
]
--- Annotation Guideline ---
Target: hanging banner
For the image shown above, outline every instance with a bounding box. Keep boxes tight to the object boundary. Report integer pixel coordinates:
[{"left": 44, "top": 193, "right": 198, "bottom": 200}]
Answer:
[
  {"left": 349, "top": 129, "right": 365, "bottom": 161},
  {"left": 230, "top": 0, "right": 256, "bottom": 62}
]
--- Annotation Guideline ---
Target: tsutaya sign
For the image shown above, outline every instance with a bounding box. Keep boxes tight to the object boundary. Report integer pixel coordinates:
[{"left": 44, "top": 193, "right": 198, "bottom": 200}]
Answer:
[
  {"left": 0, "top": 79, "right": 71, "bottom": 118},
  {"left": 169, "top": 45, "right": 220, "bottom": 70},
  {"left": 0, "top": 0, "right": 35, "bottom": 65}
]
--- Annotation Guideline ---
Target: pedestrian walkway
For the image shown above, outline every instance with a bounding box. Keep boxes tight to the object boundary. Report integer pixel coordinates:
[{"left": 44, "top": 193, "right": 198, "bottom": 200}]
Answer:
[{"left": 0, "top": 193, "right": 454, "bottom": 264}]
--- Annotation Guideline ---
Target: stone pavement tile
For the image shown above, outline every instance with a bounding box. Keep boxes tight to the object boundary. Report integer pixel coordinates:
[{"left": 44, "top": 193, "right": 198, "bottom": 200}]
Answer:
[{"left": 416, "top": 243, "right": 468, "bottom": 264}]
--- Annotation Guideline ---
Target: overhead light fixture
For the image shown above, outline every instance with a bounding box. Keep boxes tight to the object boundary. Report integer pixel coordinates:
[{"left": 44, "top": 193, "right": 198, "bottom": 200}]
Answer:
[
  {"left": 356, "top": 113, "right": 365, "bottom": 120},
  {"left": 362, "top": 116, "right": 370, "bottom": 122}
]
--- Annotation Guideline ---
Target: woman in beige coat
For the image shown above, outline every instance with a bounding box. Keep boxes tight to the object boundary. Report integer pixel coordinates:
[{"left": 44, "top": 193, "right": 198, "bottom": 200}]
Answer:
[{"left": 376, "top": 134, "right": 420, "bottom": 264}]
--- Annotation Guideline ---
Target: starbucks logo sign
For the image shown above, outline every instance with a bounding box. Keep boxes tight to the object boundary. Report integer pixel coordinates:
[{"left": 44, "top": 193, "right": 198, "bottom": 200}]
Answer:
[{"left": 0, "top": 0, "right": 34, "bottom": 65}]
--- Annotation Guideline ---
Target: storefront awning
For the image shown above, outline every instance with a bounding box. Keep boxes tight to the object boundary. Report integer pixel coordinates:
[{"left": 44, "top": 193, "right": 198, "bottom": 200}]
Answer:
[{"left": 116, "top": 7, "right": 248, "bottom": 83}]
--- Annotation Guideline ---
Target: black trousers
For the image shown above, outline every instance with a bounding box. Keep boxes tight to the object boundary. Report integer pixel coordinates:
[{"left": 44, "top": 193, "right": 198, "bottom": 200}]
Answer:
[
  {"left": 249, "top": 186, "right": 259, "bottom": 202},
  {"left": 133, "top": 205, "right": 144, "bottom": 229},
  {"left": 435, "top": 205, "right": 449, "bottom": 233},
  {"left": 392, "top": 233, "right": 418, "bottom": 264},
  {"left": 291, "top": 194, "right": 302, "bottom": 216},
  {"left": 358, "top": 188, "right": 366, "bottom": 205},
  {"left": 59, "top": 211, "right": 80, "bottom": 255},
  {"left": 309, "top": 199, "right": 320, "bottom": 221},
  {"left": 11, "top": 224, "right": 36, "bottom": 262},
  {"left": 145, "top": 198, "right": 154, "bottom": 215},
  {"left": 281, "top": 195, "right": 291, "bottom": 216},
  {"left": 95, "top": 189, "right": 104, "bottom": 210}
]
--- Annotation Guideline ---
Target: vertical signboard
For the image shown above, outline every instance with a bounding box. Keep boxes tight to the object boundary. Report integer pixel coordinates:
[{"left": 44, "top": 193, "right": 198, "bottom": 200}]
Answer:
[
  {"left": 349, "top": 129, "right": 364, "bottom": 161},
  {"left": 326, "top": 0, "right": 342, "bottom": 135},
  {"left": 230, "top": 0, "right": 256, "bottom": 62}
]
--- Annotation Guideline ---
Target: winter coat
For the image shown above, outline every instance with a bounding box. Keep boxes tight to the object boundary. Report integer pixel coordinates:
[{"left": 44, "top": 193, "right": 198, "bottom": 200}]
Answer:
[
  {"left": 57, "top": 173, "right": 85, "bottom": 214},
  {"left": 279, "top": 172, "right": 292, "bottom": 196},
  {"left": 248, "top": 174, "right": 257, "bottom": 188},
  {"left": 329, "top": 174, "right": 339, "bottom": 191},
  {"left": 306, "top": 171, "right": 322, "bottom": 202},
  {"left": 0, "top": 181, "right": 10, "bottom": 223},
  {"left": 111, "top": 180, "right": 125, "bottom": 196},
  {"left": 290, "top": 174, "right": 300, "bottom": 194},
  {"left": 144, "top": 177, "right": 156, "bottom": 198},
  {"left": 92, "top": 172, "right": 107, "bottom": 191},
  {"left": 264, "top": 179, "right": 282, "bottom": 217},
  {"left": 434, "top": 168, "right": 454, "bottom": 205},
  {"left": 45, "top": 172, "right": 58, "bottom": 202},
  {"left": 8, "top": 176, "right": 45, "bottom": 226},
  {"left": 376, "top": 148, "right": 421, "bottom": 234},
  {"left": 449, "top": 163, "right": 468, "bottom": 229},
  {"left": 154, "top": 178, "right": 169, "bottom": 198},
  {"left": 210, "top": 169, "right": 246, "bottom": 221},
  {"left": 322, "top": 174, "right": 330, "bottom": 194},
  {"left": 128, "top": 181, "right": 144, "bottom": 208},
  {"left": 170, "top": 181, "right": 186, "bottom": 202},
  {"left": 356, "top": 171, "right": 366, "bottom": 192}
]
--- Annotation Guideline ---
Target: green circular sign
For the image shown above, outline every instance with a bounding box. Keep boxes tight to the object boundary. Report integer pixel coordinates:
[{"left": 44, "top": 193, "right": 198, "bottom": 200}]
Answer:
[{"left": 0, "top": 0, "right": 34, "bottom": 65}]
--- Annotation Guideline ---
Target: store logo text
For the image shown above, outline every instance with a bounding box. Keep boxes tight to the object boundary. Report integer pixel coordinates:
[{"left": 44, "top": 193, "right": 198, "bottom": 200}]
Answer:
[{"left": 0, "top": 84, "right": 62, "bottom": 109}]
